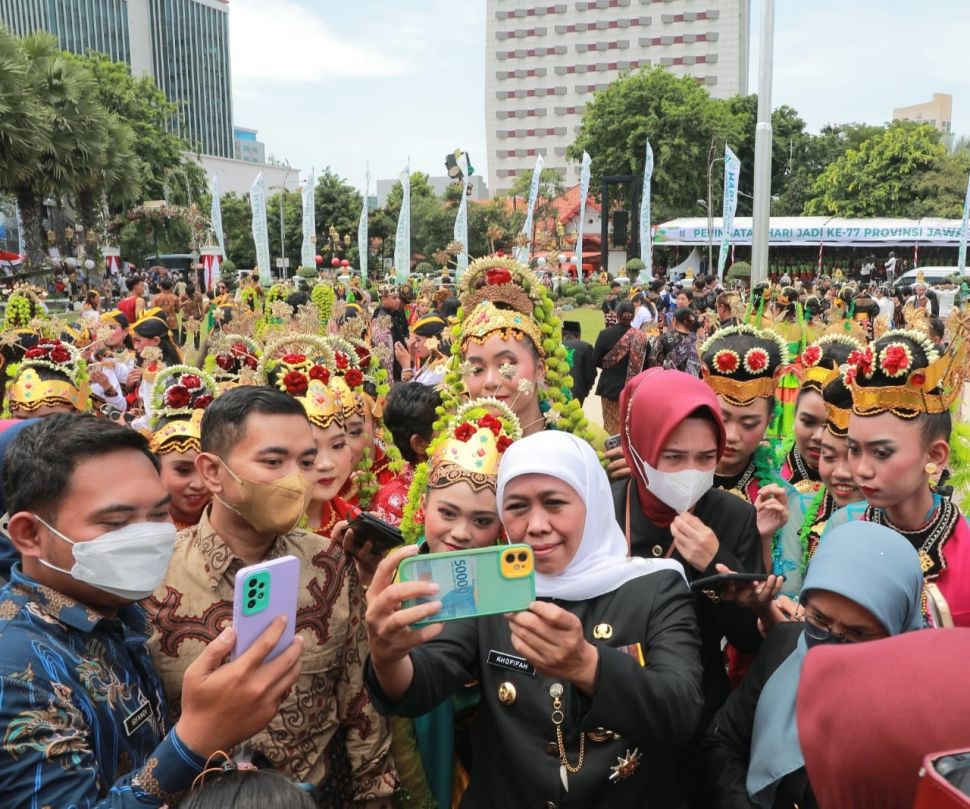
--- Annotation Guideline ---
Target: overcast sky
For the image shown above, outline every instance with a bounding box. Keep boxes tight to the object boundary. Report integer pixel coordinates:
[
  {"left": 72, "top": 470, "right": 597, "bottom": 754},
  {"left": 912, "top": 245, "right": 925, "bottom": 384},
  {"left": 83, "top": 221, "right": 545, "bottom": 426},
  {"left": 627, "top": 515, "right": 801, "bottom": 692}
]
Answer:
[{"left": 229, "top": 0, "right": 970, "bottom": 190}]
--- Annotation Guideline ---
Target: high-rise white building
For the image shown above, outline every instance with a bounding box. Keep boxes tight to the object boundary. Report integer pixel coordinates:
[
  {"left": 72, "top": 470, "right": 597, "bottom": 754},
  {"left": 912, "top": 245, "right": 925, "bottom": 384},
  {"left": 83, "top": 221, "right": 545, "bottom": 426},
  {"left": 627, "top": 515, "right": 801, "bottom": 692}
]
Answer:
[{"left": 485, "top": 0, "right": 750, "bottom": 196}]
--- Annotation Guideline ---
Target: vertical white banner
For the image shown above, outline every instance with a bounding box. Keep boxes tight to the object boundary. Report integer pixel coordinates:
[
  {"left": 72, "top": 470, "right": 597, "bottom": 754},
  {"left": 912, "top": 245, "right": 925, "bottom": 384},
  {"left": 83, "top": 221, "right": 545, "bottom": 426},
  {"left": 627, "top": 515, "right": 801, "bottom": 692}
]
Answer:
[
  {"left": 358, "top": 166, "right": 370, "bottom": 283},
  {"left": 639, "top": 140, "right": 654, "bottom": 281},
  {"left": 209, "top": 174, "right": 225, "bottom": 257},
  {"left": 959, "top": 170, "right": 970, "bottom": 273},
  {"left": 250, "top": 172, "right": 271, "bottom": 285},
  {"left": 575, "top": 151, "right": 591, "bottom": 278},
  {"left": 515, "top": 154, "right": 545, "bottom": 265},
  {"left": 394, "top": 164, "right": 410, "bottom": 284},
  {"left": 718, "top": 145, "right": 741, "bottom": 281},
  {"left": 454, "top": 152, "right": 470, "bottom": 279},
  {"left": 301, "top": 169, "right": 316, "bottom": 269}
]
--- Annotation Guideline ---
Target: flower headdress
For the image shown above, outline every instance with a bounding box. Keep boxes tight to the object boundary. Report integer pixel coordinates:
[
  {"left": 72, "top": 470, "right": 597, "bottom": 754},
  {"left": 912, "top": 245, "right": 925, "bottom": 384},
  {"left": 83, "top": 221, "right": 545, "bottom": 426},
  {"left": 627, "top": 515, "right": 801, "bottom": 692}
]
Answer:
[
  {"left": 204, "top": 333, "right": 262, "bottom": 384},
  {"left": 2, "top": 283, "right": 46, "bottom": 330},
  {"left": 149, "top": 365, "right": 218, "bottom": 425},
  {"left": 400, "top": 398, "right": 522, "bottom": 544},
  {"left": 442, "top": 255, "right": 597, "bottom": 452},
  {"left": 257, "top": 334, "right": 337, "bottom": 395},
  {"left": 845, "top": 328, "right": 966, "bottom": 418},
  {"left": 700, "top": 324, "right": 788, "bottom": 405},
  {"left": 6, "top": 339, "right": 90, "bottom": 414},
  {"left": 300, "top": 379, "right": 344, "bottom": 430},
  {"left": 798, "top": 334, "right": 863, "bottom": 393}
]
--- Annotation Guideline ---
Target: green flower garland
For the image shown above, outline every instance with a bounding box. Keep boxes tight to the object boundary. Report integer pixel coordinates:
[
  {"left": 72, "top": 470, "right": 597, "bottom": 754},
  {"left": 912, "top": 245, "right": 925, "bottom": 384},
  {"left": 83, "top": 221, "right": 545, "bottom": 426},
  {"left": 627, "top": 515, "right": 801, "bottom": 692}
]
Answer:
[
  {"left": 797, "top": 485, "right": 828, "bottom": 573},
  {"left": 311, "top": 283, "right": 336, "bottom": 328}
]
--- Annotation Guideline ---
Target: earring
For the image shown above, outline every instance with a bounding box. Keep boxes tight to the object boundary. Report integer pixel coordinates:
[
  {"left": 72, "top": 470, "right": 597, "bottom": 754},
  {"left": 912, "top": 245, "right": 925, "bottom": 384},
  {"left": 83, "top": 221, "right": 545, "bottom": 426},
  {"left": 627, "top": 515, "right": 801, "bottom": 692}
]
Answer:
[{"left": 925, "top": 462, "right": 939, "bottom": 476}]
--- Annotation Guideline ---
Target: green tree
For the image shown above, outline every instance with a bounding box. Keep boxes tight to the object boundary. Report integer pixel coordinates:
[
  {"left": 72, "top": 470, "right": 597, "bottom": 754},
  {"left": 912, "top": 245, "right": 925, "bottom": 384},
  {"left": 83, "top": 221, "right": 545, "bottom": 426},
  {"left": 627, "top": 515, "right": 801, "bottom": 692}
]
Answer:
[
  {"left": 805, "top": 122, "right": 948, "bottom": 217},
  {"left": 5, "top": 32, "right": 138, "bottom": 264},
  {"left": 913, "top": 149, "right": 970, "bottom": 218},
  {"left": 63, "top": 51, "right": 203, "bottom": 205},
  {"left": 508, "top": 167, "right": 566, "bottom": 237},
  {"left": 568, "top": 66, "right": 747, "bottom": 222},
  {"left": 218, "top": 192, "right": 256, "bottom": 269},
  {"left": 313, "top": 168, "right": 363, "bottom": 267}
]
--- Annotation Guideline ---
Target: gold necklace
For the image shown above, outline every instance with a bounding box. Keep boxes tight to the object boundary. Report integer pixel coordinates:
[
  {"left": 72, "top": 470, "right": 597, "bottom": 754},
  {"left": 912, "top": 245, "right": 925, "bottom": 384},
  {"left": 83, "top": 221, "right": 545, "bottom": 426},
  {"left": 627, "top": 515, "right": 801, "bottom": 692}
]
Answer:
[{"left": 550, "top": 683, "right": 584, "bottom": 791}]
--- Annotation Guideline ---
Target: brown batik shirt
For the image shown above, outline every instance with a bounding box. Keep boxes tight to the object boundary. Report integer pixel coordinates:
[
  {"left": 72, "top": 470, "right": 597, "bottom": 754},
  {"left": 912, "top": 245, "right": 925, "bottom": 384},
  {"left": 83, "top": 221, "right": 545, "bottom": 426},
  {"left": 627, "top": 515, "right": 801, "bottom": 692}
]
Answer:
[{"left": 143, "top": 509, "right": 397, "bottom": 805}]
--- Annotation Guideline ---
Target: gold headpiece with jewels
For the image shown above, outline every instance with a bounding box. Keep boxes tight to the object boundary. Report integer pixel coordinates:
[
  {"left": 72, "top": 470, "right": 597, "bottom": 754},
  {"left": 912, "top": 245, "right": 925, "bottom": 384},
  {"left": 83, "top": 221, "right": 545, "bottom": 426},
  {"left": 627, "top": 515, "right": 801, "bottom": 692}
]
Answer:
[
  {"left": 846, "top": 329, "right": 967, "bottom": 417},
  {"left": 461, "top": 300, "right": 546, "bottom": 357},
  {"left": 428, "top": 398, "right": 523, "bottom": 490},
  {"left": 7, "top": 339, "right": 89, "bottom": 414},
  {"left": 459, "top": 256, "right": 540, "bottom": 315},
  {"left": 300, "top": 379, "right": 344, "bottom": 430},
  {"left": 150, "top": 409, "right": 205, "bottom": 455}
]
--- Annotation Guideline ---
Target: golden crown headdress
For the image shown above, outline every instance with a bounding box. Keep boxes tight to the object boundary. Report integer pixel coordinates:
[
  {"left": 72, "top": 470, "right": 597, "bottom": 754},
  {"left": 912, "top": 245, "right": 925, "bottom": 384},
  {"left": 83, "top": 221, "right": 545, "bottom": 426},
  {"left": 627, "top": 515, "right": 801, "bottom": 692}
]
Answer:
[
  {"left": 149, "top": 408, "right": 205, "bottom": 455},
  {"left": 300, "top": 379, "right": 344, "bottom": 430},
  {"left": 459, "top": 256, "right": 540, "bottom": 315},
  {"left": 461, "top": 300, "right": 546, "bottom": 358},
  {"left": 699, "top": 324, "right": 788, "bottom": 405},
  {"left": 429, "top": 398, "right": 523, "bottom": 488},
  {"left": 7, "top": 339, "right": 89, "bottom": 414},
  {"left": 846, "top": 329, "right": 966, "bottom": 417}
]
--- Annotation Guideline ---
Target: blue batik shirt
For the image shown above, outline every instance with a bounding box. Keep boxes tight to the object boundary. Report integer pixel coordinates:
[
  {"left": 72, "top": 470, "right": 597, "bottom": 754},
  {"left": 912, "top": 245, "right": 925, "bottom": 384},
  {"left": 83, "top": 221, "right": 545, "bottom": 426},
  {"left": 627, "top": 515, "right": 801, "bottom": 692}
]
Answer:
[{"left": 0, "top": 565, "right": 206, "bottom": 808}]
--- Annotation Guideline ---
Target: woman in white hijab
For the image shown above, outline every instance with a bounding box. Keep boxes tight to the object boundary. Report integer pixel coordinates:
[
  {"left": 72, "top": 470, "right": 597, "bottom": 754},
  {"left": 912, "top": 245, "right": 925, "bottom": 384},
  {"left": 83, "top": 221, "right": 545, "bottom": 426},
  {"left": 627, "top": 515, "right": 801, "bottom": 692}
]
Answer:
[{"left": 363, "top": 430, "right": 704, "bottom": 808}]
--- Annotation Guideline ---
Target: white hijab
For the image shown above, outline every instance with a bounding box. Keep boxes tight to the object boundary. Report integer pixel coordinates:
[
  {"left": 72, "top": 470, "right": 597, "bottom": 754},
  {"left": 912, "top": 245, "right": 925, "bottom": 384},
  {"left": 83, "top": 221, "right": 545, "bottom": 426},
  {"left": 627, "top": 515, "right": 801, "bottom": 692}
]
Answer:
[{"left": 496, "top": 431, "right": 684, "bottom": 601}]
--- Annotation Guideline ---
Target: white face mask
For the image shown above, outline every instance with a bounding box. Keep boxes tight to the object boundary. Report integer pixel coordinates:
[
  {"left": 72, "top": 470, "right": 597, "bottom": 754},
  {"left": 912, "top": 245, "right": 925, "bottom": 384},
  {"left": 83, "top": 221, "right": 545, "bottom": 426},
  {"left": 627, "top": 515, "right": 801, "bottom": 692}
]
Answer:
[
  {"left": 629, "top": 447, "right": 714, "bottom": 514},
  {"left": 35, "top": 516, "right": 177, "bottom": 601}
]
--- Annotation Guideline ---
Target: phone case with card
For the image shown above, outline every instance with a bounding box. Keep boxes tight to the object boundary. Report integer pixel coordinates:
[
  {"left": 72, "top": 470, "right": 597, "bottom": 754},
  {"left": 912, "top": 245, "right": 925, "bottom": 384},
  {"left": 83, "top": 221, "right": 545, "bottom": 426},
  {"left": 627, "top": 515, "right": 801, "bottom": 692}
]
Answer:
[
  {"left": 232, "top": 555, "right": 300, "bottom": 662},
  {"left": 398, "top": 544, "right": 536, "bottom": 627}
]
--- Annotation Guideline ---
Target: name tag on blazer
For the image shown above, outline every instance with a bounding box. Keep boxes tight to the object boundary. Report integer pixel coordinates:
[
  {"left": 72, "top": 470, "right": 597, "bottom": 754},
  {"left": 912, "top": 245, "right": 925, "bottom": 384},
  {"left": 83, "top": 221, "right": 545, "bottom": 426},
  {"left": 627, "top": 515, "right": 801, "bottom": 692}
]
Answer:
[{"left": 487, "top": 650, "right": 536, "bottom": 677}]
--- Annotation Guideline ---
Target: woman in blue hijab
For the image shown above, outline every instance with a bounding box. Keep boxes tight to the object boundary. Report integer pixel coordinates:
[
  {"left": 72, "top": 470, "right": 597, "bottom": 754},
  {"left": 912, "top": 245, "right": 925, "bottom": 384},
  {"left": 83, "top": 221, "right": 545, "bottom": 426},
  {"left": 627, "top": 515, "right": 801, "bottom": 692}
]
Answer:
[{"left": 701, "top": 521, "right": 924, "bottom": 809}]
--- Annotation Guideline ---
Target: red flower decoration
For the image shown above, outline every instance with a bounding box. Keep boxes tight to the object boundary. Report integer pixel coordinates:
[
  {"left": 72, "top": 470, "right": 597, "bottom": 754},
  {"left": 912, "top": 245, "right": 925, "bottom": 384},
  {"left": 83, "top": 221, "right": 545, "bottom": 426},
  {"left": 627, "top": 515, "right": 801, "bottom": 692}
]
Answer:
[
  {"left": 880, "top": 344, "right": 911, "bottom": 378},
  {"left": 844, "top": 367, "right": 858, "bottom": 386},
  {"left": 743, "top": 348, "right": 769, "bottom": 373},
  {"left": 216, "top": 354, "right": 235, "bottom": 371},
  {"left": 801, "top": 345, "right": 822, "bottom": 366},
  {"left": 49, "top": 346, "right": 71, "bottom": 364},
  {"left": 713, "top": 349, "right": 739, "bottom": 374},
  {"left": 848, "top": 347, "right": 873, "bottom": 378},
  {"left": 24, "top": 347, "right": 46, "bottom": 359},
  {"left": 911, "top": 371, "right": 927, "bottom": 387},
  {"left": 454, "top": 422, "right": 476, "bottom": 442},
  {"left": 165, "top": 385, "right": 191, "bottom": 408},
  {"left": 244, "top": 356, "right": 258, "bottom": 370},
  {"left": 181, "top": 374, "right": 202, "bottom": 390},
  {"left": 344, "top": 368, "right": 364, "bottom": 388},
  {"left": 496, "top": 435, "right": 514, "bottom": 453},
  {"left": 231, "top": 341, "right": 249, "bottom": 356},
  {"left": 193, "top": 394, "right": 214, "bottom": 409},
  {"left": 281, "top": 353, "right": 306, "bottom": 365},
  {"left": 309, "top": 365, "right": 330, "bottom": 383},
  {"left": 335, "top": 353, "right": 349, "bottom": 370},
  {"left": 282, "top": 370, "right": 308, "bottom": 395},
  {"left": 477, "top": 413, "right": 503, "bottom": 437},
  {"left": 485, "top": 267, "right": 513, "bottom": 286},
  {"left": 354, "top": 345, "right": 370, "bottom": 363}
]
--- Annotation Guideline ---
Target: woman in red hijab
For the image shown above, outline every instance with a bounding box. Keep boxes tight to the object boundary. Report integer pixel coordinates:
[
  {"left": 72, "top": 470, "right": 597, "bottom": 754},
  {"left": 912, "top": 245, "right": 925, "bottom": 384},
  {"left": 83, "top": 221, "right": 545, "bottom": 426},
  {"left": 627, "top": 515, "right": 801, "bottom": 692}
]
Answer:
[{"left": 611, "top": 368, "right": 776, "bottom": 806}]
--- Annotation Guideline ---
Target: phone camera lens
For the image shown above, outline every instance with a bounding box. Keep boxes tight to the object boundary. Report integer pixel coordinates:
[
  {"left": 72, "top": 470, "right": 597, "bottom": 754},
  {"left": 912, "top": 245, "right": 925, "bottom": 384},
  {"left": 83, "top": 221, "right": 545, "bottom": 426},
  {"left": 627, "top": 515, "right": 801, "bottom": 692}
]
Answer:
[
  {"left": 248, "top": 588, "right": 257, "bottom": 598},
  {"left": 517, "top": 552, "right": 528, "bottom": 562},
  {"left": 247, "top": 599, "right": 256, "bottom": 609},
  {"left": 505, "top": 553, "right": 514, "bottom": 562},
  {"left": 258, "top": 581, "right": 266, "bottom": 589}
]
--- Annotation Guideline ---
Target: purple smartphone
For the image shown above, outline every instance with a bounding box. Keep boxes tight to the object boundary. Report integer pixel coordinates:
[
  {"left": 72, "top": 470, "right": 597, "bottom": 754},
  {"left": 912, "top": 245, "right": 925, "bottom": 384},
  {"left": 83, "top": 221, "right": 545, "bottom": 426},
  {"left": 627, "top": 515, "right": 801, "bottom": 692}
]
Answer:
[{"left": 231, "top": 555, "right": 300, "bottom": 662}]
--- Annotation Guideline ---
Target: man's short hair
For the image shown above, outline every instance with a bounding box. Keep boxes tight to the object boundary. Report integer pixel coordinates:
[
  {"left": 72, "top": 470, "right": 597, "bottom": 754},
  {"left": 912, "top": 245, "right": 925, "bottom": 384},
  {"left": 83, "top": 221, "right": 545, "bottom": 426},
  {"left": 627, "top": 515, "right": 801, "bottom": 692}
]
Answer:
[
  {"left": 200, "top": 386, "right": 308, "bottom": 459},
  {"left": 4, "top": 413, "right": 158, "bottom": 519}
]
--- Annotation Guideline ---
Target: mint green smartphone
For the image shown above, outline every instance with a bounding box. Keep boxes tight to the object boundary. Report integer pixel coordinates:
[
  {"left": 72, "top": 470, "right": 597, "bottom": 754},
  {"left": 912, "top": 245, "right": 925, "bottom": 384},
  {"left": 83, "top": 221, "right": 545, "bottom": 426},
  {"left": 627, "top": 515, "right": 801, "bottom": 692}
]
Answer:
[{"left": 398, "top": 544, "right": 536, "bottom": 627}]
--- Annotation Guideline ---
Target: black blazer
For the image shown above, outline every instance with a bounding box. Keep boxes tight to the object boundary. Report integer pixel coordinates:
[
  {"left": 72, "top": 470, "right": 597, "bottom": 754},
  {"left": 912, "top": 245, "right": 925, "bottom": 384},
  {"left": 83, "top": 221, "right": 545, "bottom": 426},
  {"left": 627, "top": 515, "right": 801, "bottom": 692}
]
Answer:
[
  {"left": 564, "top": 336, "right": 596, "bottom": 404},
  {"left": 611, "top": 483, "right": 764, "bottom": 723},
  {"left": 702, "top": 622, "right": 815, "bottom": 809},
  {"left": 365, "top": 571, "right": 704, "bottom": 809}
]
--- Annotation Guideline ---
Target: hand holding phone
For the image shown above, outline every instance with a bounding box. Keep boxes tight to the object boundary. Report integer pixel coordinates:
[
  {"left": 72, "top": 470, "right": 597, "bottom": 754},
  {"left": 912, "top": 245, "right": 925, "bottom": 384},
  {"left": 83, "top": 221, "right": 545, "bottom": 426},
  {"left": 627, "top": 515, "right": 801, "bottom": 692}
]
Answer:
[
  {"left": 399, "top": 544, "right": 536, "bottom": 627},
  {"left": 232, "top": 555, "right": 300, "bottom": 662}
]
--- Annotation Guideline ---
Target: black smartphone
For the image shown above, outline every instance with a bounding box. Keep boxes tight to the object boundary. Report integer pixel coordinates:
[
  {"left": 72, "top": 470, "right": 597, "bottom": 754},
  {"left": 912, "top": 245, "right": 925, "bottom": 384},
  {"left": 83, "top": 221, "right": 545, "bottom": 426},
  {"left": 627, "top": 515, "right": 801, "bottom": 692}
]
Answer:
[
  {"left": 346, "top": 512, "right": 405, "bottom": 557},
  {"left": 689, "top": 572, "right": 771, "bottom": 592}
]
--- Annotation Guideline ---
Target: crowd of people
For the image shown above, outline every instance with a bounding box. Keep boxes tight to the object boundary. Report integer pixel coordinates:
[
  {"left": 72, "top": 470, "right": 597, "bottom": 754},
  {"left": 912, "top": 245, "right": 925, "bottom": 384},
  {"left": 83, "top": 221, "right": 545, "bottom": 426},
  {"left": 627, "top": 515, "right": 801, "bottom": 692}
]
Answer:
[{"left": 0, "top": 253, "right": 967, "bottom": 809}]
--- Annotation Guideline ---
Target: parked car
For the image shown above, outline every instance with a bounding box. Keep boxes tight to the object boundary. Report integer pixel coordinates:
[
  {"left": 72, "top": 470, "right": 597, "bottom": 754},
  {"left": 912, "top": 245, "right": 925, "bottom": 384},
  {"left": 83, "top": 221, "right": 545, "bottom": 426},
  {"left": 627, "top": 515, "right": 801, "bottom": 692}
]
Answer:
[{"left": 892, "top": 266, "right": 964, "bottom": 289}]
